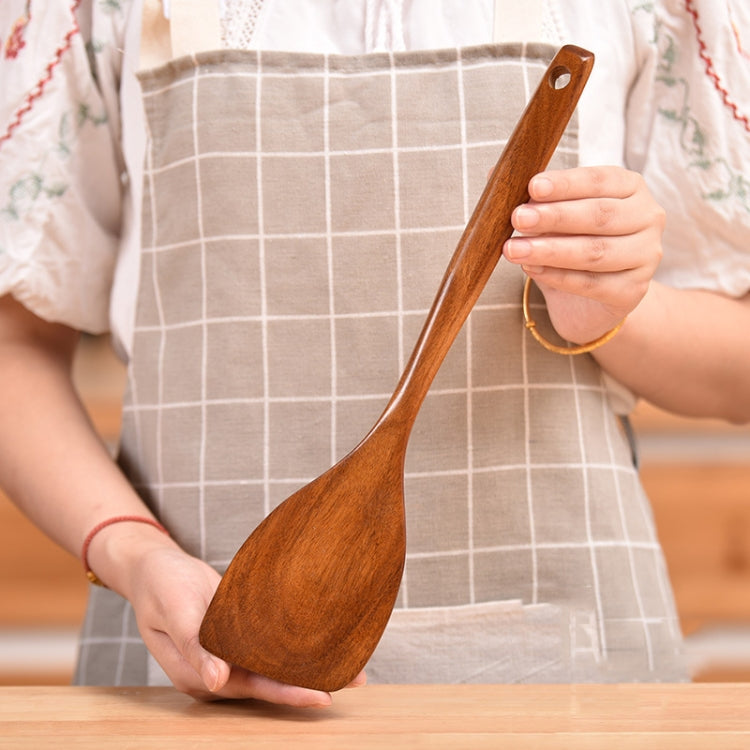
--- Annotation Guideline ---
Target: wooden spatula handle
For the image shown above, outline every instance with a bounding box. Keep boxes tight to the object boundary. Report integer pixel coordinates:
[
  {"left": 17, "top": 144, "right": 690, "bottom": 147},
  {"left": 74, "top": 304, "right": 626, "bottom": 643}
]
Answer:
[{"left": 382, "top": 45, "right": 594, "bottom": 426}]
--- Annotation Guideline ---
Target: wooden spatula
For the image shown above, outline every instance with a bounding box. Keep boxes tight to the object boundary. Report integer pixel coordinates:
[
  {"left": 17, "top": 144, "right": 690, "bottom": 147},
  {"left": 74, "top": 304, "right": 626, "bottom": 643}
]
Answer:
[{"left": 199, "top": 45, "right": 594, "bottom": 692}]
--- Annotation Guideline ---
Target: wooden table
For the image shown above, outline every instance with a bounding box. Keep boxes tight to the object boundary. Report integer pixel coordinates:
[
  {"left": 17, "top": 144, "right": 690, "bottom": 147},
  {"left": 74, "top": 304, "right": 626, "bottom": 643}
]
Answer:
[{"left": 1, "top": 684, "right": 750, "bottom": 748}]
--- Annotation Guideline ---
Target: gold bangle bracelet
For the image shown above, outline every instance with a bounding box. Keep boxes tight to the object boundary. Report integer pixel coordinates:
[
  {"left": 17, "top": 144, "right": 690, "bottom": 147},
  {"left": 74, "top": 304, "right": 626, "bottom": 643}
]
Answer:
[{"left": 522, "top": 276, "right": 625, "bottom": 356}]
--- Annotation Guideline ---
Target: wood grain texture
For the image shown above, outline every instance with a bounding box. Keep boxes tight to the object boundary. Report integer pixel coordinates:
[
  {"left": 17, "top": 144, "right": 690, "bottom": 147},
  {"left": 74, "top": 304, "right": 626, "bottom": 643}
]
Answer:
[
  {"left": 199, "top": 46, "right": 595, "bottom": 692},
  {"left": 2, "top": 684, "right": 750, "bottom": 748}
]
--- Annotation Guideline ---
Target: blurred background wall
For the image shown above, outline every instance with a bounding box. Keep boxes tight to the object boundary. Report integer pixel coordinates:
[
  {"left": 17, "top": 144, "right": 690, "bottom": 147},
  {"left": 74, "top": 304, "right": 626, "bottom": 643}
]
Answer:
[{"left": 1, "top": 335, "right": 749, "bottom": 684}]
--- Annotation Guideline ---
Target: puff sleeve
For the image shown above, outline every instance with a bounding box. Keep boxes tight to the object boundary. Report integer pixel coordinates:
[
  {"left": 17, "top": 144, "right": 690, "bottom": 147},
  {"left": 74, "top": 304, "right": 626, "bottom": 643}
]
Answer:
[{"left": 0, "top": 0, "right": 125, "bottom": 332}]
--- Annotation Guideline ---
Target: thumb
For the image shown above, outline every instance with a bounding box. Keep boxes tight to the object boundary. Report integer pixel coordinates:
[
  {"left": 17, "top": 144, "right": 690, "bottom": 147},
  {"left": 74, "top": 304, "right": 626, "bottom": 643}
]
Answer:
[{"left": 185, "top": 634, "right": 232, "bottom": 693}]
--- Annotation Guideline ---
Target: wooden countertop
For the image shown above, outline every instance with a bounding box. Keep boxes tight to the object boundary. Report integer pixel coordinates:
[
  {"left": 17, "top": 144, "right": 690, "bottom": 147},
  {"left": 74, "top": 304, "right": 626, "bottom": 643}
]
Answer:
[{"left": 2, "top": 684, "right": 750, "bottom": 748}]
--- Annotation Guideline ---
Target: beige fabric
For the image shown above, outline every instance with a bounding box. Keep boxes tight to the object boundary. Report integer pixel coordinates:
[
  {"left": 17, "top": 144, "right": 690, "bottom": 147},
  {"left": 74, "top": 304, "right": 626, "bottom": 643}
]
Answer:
[
  {"left": 170, "top": 0, "right": 221, "bottom": 58},
  {"left": 139, "top": 0, "right": 221, "bottom": 69},
  {"left": 493, "top": 0, "right": 544, "bottom": 42},
  {"left": 75, "top": 43, "right": 687, "bottom": 686},
  {"left": 139, "top": 0, "right": 172, "bottom": 69}
]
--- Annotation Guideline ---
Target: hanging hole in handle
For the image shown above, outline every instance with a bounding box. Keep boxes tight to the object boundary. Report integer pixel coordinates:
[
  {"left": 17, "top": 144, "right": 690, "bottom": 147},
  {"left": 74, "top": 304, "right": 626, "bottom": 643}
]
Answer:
[{"left": 550, "top": 65, "right": 572, "bottom": 90}]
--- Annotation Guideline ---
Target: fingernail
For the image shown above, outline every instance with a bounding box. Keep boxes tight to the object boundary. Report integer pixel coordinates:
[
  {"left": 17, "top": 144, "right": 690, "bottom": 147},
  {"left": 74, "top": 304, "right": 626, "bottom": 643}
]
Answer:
[
  {"left": 513, "top": 206, "right": 539, "bottom": 230},
  {"left": 203, "top": 659, "right": 220, "bottom": 692},
  {"left": 347, "top": 671, "right": 367, "bottom": 688},
  {"left": 522, "top": 264, "right": 545, "bottom": 276},
  {"left": 531, "top": 175, "right": 553, "bottom": 198},
  {"left": 311, "top": 693, "right": 333, "bottom": 708},
  {"left": 504, "top": 238, "right": 531, "bottom": 260}
]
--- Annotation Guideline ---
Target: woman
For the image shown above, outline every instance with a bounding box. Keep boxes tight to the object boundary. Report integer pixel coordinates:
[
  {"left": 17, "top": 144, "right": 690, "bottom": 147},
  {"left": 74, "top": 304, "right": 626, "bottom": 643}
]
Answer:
[{"left": 0, "top": 0, "right": 748, "bottom": 705}]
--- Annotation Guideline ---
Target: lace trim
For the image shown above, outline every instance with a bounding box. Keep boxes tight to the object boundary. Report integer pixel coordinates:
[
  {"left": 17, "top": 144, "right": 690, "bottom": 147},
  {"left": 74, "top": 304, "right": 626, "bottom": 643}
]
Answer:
[{"left": 221, "top": 0, "right": 265, "bottom": 49}]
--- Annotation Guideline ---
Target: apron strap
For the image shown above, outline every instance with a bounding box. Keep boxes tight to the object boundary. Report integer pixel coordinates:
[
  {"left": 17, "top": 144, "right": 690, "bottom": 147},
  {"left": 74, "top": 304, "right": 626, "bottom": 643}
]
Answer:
[
  {"left": 493, "top": 0, "right": 544, "bottom": 42},
  {"left": 139, "top": 0, "right": 222, "bottom": 69}
]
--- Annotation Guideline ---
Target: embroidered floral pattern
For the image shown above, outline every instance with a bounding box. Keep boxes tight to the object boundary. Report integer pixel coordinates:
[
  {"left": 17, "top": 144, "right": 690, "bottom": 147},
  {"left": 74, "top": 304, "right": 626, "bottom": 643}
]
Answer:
[
  {"left": 2, "top": 173, "right": 67, "bottom": 222},
  {"left": 2, "top": 97, "right": 109, "bottom": 222},
  {"left": 635, "top": 1, "right": 750, "bottom": 214},
  {"left": 99, "top": 0, "right": 125, "bottom": 12},
  {"left": 1, "top": 0, "right": 118, "bottom": 226},
  {"left": 0, "top": 0, "right": 82, "bottom": 150},
  {"left": 4, "top": 2, "right": 31, "bottom": 59}
]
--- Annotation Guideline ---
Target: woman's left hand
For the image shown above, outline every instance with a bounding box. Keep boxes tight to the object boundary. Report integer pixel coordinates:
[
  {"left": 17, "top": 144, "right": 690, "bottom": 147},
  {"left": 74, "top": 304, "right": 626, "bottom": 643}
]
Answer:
[{"left": 503, "top": 165, "right": 665, "bottom": 345}]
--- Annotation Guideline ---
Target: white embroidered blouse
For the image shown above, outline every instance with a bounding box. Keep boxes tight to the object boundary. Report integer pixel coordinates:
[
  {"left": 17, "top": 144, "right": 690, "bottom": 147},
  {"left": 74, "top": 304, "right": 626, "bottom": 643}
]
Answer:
[{"left": 0, "top": 0, "right": 748, "bottom": 360}]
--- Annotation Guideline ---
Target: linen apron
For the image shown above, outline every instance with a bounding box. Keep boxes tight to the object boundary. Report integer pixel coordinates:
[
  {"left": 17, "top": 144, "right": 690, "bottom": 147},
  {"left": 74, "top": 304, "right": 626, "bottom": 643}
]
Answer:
[{"left": 74, "top": 27, "right": 688, "bottom": 685}]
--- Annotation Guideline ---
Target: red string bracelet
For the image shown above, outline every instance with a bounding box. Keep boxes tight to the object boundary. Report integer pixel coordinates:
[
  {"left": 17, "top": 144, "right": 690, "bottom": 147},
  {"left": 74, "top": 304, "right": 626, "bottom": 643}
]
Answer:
[{"left": 82, "top": 516, "right": 169, "bottom": 587}]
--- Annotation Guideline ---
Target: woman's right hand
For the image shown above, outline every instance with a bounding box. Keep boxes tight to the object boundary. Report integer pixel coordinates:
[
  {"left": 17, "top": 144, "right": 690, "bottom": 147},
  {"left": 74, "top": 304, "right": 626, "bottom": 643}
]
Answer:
[
  {"left": 90, "top": 522, "right": 366, "bottom": 705},
  {"left": 0, "top": 295, "right": 363, "bottom": 702}
]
